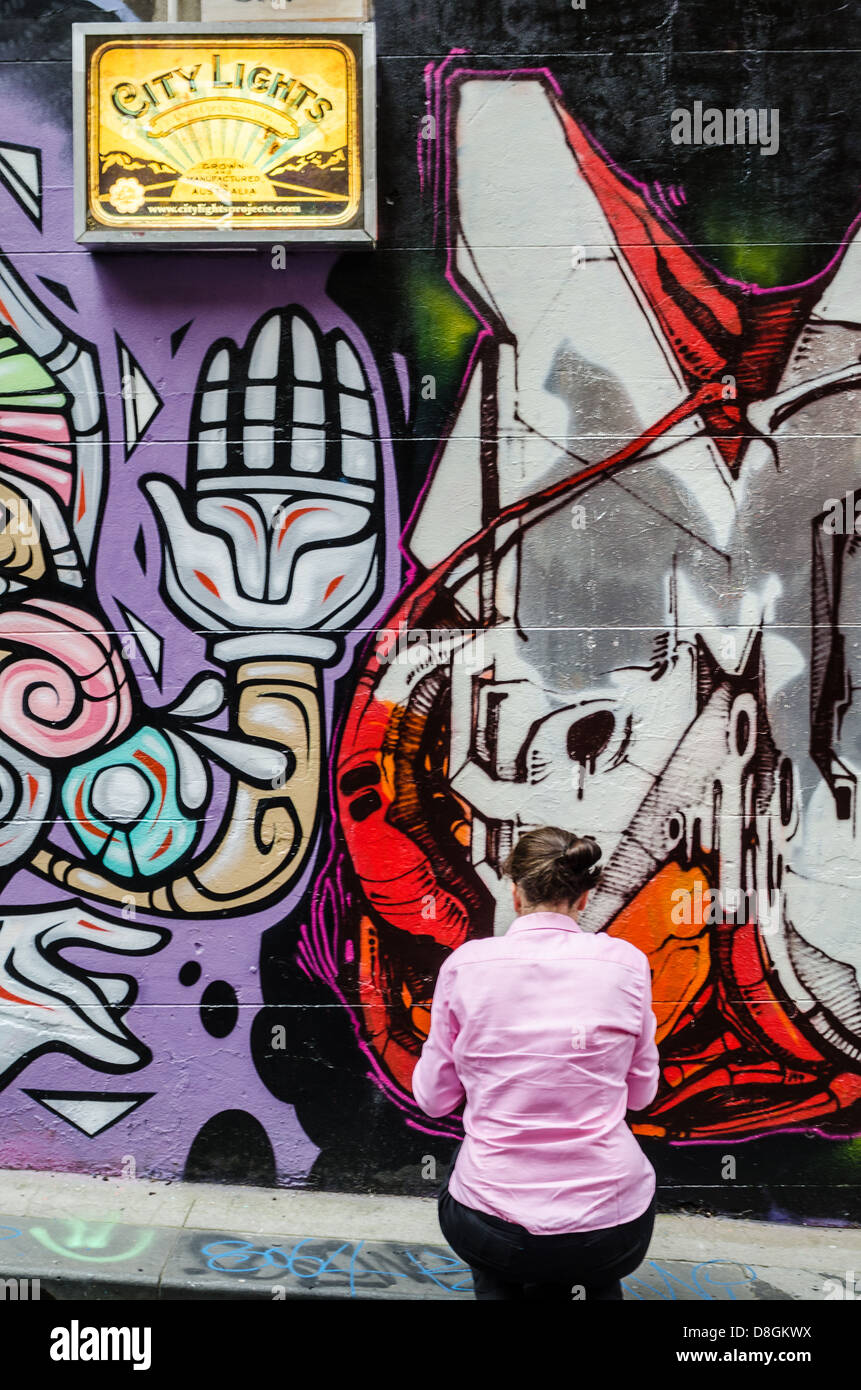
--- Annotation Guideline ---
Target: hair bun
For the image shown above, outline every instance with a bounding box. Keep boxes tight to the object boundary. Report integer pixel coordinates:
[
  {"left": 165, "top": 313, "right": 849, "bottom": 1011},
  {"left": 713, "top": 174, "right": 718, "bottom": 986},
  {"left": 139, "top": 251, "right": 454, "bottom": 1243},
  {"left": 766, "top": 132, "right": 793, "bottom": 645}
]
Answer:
[
  {"left": 560, "top": 837, "right": 601, "bottom": 871},
  {"left": 502, "top": 826, "right": 604, "bottom": 908}
]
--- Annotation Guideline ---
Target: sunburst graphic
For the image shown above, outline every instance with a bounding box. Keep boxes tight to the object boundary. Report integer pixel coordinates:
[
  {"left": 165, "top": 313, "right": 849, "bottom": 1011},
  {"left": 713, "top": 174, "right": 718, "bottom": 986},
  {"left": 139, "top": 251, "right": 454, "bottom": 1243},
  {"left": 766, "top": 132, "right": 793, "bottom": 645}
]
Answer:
[
  {"left": 89, "top": 39, "right": 360, "bottom": 228},
  {"left": 111, "top": 100, "right": 348, "bottom": 208}
]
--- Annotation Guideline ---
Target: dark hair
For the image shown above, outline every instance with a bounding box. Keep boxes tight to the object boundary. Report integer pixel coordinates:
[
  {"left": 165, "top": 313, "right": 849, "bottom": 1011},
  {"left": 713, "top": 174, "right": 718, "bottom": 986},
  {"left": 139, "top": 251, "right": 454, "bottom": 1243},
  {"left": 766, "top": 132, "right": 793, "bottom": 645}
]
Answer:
[{"left": 502, "top": 826, "right": 603, "bottom": 908}]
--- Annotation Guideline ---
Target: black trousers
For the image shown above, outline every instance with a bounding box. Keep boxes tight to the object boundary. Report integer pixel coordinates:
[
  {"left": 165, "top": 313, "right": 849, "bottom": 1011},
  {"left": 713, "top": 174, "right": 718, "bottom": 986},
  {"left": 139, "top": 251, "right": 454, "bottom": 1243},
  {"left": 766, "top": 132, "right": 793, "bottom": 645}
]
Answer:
[{"left": 438, "top": 1171, "right": 656, "bottom": 1302}]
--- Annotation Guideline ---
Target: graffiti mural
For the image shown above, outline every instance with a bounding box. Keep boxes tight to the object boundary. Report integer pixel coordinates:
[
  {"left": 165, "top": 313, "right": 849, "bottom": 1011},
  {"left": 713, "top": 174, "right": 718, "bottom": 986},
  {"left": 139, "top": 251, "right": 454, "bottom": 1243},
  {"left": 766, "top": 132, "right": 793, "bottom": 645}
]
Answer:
[
  {"left": 0, "top": 76, "right": 402, "bottom": 1179},
  {"left": 0, "top": 9, "right": 859, "bottom": 1217},
  {"left": 307, "top": 69, "right": 861, "bottom": 1157}
]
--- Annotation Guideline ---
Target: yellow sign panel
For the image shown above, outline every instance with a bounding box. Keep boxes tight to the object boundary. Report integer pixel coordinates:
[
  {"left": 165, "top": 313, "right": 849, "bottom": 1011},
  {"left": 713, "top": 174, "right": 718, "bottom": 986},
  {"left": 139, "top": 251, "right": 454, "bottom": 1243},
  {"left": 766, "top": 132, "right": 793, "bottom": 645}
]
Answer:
[{"left": 84, "top": 35, "right": 364, "bottom": 233}]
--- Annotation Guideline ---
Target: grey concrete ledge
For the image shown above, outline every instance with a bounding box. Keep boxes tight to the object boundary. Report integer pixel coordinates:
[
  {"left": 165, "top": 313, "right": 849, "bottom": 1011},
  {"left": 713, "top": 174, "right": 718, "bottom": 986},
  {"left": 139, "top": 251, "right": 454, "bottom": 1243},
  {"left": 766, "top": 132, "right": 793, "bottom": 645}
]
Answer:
[{"left": 0, "top": 1169, "right": 857, "bottom": 1301}]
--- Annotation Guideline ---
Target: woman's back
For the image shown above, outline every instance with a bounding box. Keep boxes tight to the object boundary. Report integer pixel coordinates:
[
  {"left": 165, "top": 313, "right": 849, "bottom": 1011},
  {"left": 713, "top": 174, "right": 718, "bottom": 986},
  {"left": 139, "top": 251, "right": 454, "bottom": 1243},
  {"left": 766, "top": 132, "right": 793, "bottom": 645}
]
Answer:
[{"left": 412, "top": 911, "right": 659, "bottom": 1235}]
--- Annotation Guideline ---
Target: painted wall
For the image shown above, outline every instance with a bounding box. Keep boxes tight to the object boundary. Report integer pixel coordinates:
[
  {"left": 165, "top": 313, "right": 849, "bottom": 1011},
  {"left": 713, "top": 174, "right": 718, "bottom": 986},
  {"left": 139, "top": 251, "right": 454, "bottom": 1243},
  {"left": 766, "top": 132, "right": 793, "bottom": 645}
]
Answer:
[{"left": 0, "top": 0, "right": 860, "bottom": 1221}]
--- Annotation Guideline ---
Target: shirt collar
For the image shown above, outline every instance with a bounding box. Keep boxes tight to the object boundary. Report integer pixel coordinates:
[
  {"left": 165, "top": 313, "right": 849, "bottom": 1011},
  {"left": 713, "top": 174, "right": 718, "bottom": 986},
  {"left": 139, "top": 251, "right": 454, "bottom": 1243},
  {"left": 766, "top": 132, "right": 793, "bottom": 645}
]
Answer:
[{"left": 507, "top": 911, "right": 583, "bottom": 936}]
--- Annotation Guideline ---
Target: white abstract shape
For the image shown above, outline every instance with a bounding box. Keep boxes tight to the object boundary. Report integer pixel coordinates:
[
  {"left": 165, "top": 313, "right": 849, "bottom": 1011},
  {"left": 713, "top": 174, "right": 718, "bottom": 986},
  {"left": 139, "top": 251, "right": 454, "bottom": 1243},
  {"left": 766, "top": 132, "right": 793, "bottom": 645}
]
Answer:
[
  {"left": 341, "top": 436, "right": 377, "bottom": 481},
  {"left": 245, "top": 385, "right": 276, "bottom": 419},
  {"left": 0, "top": 143, "right": 41, "bottom": 226},
  {"left": 340, "top": 393, "right": 373, "bottom": 436},
  {"left": 199, "top": 389, "right": 227, "bottom": 423},
  {"left": 810, "top": 233, "right": 861, "bottom": 326},
  {"left": 623, "top": 429, "right": 738, "bottom": 553},
  {"left": 24, "top": 1092, "right": 151, "bottom": 1136},
  {"left": 292, "top": 314, "right": 322, "bottom": 381},
  {"left": 148, "top": 478, "right": 379, "bottom": 635},
  {"left": 90, "top": 764, "right": 151, "bottom": 823},
  {"left": 241, "top": 424, "right": 275, "bottom": 471},
  {"left": 168, "top": 675, "right": 225, "bottom": 721},
  {"left": 116, "top": 601, "right": 163, "bottom": 682},
  {"left": 184, "top": 727, "right": 288, "bottom": 784},
  {"left": 291, "top": 425, "right": 326, "bottom": 472},
  {"left": 196, "top": 426, "right": 228, "bottom": 472},
  {"left": 206, "top": 347, "right": 231, "bottom": 383},
  {"left": 248, "top": 313, "right": 281, "bottom": 379},
  {"left": 293, "top": 385, "right": 325, "bottom": 424},
  {"left": 117, "top": 339, "right": 163, "bottom": 457},
  {"left": 453, "top": 80, "right": 686, "bottom": 469},
  {"left": 163, "top": 730, "right": 209, "bottom": 812},
  {"left": 336, "top": 337, "right": 366, "bottom": 390}
]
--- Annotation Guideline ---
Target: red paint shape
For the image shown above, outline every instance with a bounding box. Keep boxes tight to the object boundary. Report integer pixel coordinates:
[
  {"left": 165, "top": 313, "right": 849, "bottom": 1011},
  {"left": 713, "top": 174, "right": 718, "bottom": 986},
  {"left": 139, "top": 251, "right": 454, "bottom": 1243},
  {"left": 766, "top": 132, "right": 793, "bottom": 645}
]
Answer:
[
  {"left": 277, "top": 505, "right": 323, "bottom": 547},
  {"left": 225, "top": 505, "right": 258, "bottom": 539},
  {"left": 194, "top": 570, "right": 220, "bottom": 598},
  {"left": 323, "top": 574, "right": 344, "bottom": 601},
  {"left": 73, "top": 782, "right": 109, "bottom": 841},
  {"left": 560, "top": 108, "right": 742, "bottom": 355},
  {"left": 78, "top": 919, "right": 109, "bottom": 933},
  {"left": 0, "top": 982, "right": 47, "bottom": 1008},
  {"left": 133, "top": 748, "right": 167, "bottom": 816},
  {"left": 150, "top": 827, "right": 173, "bottom": 861},
  {"left": 26, "top": 774, "right": 37, "bottom": 809}
]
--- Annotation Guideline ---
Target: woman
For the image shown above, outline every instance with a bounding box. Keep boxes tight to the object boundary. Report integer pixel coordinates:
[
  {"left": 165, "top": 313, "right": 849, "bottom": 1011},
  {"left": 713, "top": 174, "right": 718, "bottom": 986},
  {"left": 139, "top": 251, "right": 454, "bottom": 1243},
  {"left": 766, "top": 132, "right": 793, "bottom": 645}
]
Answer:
[{"left": 412, "top": 826, "right": 660, "bottom": 1301}]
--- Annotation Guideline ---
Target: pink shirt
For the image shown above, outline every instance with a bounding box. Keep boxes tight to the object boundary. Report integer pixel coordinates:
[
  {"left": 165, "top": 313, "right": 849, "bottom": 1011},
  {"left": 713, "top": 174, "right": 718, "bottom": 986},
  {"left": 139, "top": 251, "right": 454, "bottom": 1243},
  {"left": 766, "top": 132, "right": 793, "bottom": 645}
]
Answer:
[{"left": 412, "top": 911, "right": 660, "bottom": 1235}]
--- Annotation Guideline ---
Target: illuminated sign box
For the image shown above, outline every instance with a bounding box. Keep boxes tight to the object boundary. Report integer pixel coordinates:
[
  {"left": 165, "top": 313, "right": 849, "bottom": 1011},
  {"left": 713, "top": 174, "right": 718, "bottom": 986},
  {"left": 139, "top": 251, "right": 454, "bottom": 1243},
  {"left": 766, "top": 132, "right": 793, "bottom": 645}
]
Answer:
[{"left": 73, "top": 23, "right": 376, "bottom": 246}]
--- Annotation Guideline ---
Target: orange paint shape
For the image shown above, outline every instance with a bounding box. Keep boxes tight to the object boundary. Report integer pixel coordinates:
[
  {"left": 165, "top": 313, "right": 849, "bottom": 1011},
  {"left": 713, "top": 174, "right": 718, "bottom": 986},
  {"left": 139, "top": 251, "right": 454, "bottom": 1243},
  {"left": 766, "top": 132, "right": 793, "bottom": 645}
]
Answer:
[{"left": 607, "top": 863, "right": 712, "bottom": 1043}]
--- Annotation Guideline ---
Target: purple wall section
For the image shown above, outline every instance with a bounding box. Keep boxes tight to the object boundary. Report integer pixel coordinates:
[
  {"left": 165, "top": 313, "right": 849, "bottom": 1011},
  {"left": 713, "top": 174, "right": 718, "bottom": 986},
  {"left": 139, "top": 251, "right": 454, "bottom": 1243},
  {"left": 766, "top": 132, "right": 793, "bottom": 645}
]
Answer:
[{"left": 0, "top": 90, "right": 402, "bottom": 1182}]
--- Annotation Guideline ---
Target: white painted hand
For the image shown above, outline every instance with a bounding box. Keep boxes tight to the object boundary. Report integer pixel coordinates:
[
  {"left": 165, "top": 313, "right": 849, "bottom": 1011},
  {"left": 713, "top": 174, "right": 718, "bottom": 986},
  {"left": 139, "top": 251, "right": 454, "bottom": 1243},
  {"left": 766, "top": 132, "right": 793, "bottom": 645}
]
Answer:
[{"left": 145, "top": 308, "right": 384, "bottom": 660}]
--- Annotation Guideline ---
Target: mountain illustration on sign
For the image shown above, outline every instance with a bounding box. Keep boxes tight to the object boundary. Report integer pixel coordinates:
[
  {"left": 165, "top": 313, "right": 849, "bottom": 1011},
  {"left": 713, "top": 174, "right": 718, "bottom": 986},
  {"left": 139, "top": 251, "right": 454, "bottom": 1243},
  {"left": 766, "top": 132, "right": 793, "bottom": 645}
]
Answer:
[{"left": 98, "top": 147, "right": 350, "bottom": 204}]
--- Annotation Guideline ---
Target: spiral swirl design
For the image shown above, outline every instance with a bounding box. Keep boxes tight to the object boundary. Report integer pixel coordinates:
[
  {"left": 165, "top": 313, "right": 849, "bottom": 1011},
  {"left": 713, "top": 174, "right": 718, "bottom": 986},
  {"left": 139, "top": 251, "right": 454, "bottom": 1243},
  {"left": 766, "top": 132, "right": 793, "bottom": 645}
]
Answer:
[{"left": 0, "top": 599, "right": 132, "bottom": 759}]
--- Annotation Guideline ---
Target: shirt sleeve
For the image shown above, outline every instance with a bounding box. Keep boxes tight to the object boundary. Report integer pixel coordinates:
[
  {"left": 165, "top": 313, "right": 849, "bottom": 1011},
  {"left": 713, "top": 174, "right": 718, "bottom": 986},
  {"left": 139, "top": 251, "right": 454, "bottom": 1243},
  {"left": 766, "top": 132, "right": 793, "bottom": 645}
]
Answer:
[
  {"left": 626, "top": 957, "right": 661, "bottom": 1112},
  {"left": 411, "top": 957, "right": 466, "bottom": 1118}
]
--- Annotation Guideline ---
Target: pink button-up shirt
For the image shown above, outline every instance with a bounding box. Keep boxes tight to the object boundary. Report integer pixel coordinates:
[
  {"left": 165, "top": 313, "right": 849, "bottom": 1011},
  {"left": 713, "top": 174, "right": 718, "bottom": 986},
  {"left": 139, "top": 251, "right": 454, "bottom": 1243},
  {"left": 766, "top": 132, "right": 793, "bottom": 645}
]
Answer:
[{"left": 412, "top": 911, "right": 660, "bottom": 1236}]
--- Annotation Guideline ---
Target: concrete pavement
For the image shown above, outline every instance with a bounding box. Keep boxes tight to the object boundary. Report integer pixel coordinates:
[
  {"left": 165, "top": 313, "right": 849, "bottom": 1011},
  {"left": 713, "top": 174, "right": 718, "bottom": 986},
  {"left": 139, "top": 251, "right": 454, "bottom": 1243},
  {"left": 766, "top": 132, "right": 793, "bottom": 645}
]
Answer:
[{"left": 0, "top": 1169, "right": 858, "bottom": 1299}]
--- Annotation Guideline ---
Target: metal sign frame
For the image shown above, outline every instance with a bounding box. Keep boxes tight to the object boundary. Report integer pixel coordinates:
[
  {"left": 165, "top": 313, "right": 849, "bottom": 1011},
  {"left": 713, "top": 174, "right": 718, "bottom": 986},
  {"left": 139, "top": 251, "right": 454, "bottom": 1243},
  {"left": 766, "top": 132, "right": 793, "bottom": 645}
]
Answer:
[{"left": 73, "top": 21, "right": 377, "bottom": 247}]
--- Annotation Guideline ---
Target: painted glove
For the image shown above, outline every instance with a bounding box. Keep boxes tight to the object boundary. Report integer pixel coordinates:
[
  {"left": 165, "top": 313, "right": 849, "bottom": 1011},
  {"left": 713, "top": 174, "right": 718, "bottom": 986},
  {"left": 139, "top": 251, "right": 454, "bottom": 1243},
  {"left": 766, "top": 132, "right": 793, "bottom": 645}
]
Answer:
[{"left": 145, "top": 307, "right": 383, "bottom": 664}]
